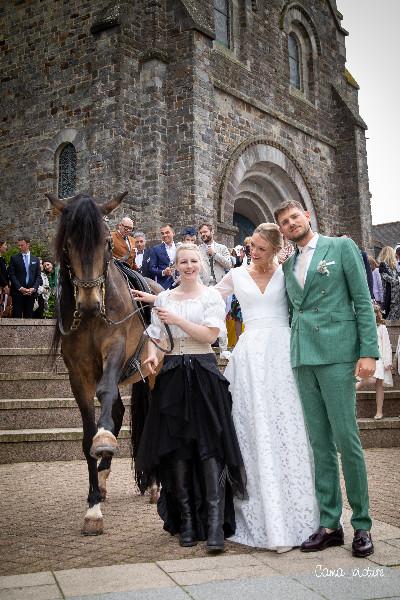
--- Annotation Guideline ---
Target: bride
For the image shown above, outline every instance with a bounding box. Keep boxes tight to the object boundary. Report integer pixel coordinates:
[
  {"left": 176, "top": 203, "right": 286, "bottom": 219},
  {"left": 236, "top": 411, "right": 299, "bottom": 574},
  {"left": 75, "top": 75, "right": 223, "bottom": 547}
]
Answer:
[
  {"left": 134, "top": 223, "right": 319, "bottom": 552},
  {"left": 214, "top": 223, "right": 318, "bottom": 551}
]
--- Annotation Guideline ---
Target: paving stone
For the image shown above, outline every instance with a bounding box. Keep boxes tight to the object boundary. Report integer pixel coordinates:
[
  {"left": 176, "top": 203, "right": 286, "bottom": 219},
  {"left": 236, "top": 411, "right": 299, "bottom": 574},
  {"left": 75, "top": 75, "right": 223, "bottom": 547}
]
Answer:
[
  {"left": 366, "top": 541, "right": 400, "bottom": 567},
  {"left": 157, "top": 553, "right": 264, "bottom": 573},
  {"left": 0, "top": 584, "right": 62, "bottom": 600},
  {"left": 69, "top": 589, "right": 190, "bottom": 600},
  {"left": 295, "top": 567, "right": 400, "bottom": 600},
  {"left": 185, "top": 575, "right": 325, "bottom": 600},
  {"left": 169, "top": 564, "right": 278, "bottom": 585},
  {"left": 54, "top": 563, "right": 175, "bottom": 597},
  {"left": 0, "top": 571, "right": 55, "bottom": 589}
]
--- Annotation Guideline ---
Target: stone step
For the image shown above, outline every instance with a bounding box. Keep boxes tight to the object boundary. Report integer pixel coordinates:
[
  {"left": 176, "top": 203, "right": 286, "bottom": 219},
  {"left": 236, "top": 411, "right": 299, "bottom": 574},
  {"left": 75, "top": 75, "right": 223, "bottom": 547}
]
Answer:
[
  {"left": 358, "top": 417, "right": 400, "bottom": 448},
  {"left": 0, "top": 396, "right": 132, "bottom": 430},
  {"left": 0, "top": 318, "right": 56, "bottom": 347},
  {"left": 0, "top": 426, "right": 132, "bottom": 463},
  {"left": 0, "top": 348, "right": 66, "bottom": 374},
  {"left": 1, "top": 419, "right": 398, "bottom": 463},
  {"left": 0, "top": 372, "right": 132, "bottom": 399},
  {"left": 356, "top": 390, "right": 400, "bottom": 418}
]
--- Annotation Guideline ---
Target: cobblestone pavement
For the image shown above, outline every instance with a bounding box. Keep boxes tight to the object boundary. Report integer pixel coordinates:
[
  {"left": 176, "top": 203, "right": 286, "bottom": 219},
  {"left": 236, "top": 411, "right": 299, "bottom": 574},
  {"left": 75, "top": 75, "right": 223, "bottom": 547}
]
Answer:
[{"left": 1, "top": 448, "right": 399, "bottom": 577}]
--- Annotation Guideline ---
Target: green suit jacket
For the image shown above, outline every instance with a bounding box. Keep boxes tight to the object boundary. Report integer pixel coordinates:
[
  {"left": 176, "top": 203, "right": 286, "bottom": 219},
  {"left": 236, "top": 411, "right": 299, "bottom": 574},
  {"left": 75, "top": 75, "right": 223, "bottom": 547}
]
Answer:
[{"left": 282, "top": 235, "right": 379, "bottom": 367}]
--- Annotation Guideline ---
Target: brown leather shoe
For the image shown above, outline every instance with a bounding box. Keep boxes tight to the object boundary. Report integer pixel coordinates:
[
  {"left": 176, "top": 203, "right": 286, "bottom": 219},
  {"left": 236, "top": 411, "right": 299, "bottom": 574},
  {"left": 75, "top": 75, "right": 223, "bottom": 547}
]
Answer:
[
  {"left": 301, "top": 526, "right": 344, "bottom": 552},
  {"left": 352, "top": 530, "right": 374, "bottom": 558}
]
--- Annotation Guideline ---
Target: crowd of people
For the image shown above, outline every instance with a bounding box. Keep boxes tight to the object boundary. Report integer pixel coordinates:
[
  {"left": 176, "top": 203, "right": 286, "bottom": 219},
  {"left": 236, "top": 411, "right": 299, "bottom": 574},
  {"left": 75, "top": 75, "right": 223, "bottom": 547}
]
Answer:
[
  {"left": 0, "top": 237, "right": 57, "bottom": 319},
  {"left": 129, "top": 202, "right": 400, "bottom": 558},
  {"left": 1, "top": 210, "right": 400, "bottom": 557}
]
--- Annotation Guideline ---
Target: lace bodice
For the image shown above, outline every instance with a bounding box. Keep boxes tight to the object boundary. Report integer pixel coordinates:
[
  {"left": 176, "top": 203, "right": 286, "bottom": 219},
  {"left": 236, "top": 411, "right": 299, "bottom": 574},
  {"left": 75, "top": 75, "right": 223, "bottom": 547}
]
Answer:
[
  {"left": 216, "top": 265, "right": 289, "bottom": 326},
  {"left": 146, "top": 286, "right": 226, "bottom": 340}
]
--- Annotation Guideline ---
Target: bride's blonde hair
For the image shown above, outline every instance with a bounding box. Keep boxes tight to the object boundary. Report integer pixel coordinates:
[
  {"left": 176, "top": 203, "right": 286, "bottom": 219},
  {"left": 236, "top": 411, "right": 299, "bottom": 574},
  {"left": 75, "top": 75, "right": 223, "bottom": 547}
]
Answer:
[{"left": 253, "top": 223, "right": 283, "bottom": 253}]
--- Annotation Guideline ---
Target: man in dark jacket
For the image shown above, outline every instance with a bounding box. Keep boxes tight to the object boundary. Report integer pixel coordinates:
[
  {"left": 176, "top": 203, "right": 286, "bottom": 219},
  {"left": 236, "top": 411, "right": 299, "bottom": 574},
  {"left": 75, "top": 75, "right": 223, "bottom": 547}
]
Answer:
[{"left": 9, "top": 236, "right": 42, "bottom": 318}]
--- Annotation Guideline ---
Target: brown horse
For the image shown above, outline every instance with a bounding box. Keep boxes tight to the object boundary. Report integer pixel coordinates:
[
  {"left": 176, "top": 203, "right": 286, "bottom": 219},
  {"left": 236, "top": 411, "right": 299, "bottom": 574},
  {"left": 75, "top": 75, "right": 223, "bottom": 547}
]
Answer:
[{"left": 47, "top": 192, "right": 163, "bottom": 535}]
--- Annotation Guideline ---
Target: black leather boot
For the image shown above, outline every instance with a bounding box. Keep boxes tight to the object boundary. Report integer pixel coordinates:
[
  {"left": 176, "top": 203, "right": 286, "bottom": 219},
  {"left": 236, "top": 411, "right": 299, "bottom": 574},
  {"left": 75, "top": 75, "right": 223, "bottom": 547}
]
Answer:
[
  {"left": 202, "top": 457, "right": 225, "bottom": 552},
  {"left": 172, "top": 460, "right": 197, "bottom": 547}
]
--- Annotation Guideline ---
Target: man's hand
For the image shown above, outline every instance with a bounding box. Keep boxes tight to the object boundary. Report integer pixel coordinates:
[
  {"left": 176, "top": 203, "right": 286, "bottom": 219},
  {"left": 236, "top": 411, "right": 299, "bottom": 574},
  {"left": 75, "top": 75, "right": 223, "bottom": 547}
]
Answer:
[
  {"left": 206, "top": 246, "right": 215, "bottom": 257},
  {"left": 355, "top": 358, "right": 376, "bottom": 379},
  {"left": 162, "top": 267, "right": 173, "bottom": 277}
]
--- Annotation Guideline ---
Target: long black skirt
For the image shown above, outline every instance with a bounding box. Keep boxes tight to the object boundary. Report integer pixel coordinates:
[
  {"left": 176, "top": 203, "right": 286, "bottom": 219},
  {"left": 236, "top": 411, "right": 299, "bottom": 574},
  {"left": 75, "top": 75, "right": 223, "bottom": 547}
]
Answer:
[{"left": 135, "top": 353, "right": 247, "bottom": 541}]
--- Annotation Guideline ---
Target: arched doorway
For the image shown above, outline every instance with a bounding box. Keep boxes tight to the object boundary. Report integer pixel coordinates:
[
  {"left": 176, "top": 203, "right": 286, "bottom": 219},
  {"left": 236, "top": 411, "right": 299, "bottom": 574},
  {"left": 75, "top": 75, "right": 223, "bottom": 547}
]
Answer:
[{"left": 219, "top": 139, "right": 317, "bottom": 241}]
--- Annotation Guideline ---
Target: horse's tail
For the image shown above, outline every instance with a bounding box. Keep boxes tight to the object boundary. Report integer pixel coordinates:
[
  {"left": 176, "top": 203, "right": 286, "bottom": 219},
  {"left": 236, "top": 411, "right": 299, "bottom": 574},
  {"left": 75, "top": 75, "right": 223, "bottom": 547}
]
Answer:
[{"left": 130, "top": 379, "right": 152, "bottom": 494}]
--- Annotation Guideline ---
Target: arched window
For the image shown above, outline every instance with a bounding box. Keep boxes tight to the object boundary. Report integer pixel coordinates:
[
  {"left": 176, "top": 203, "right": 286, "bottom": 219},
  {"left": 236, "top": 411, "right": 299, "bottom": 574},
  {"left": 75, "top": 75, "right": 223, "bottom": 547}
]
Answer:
[
  {"left": 58, "top": 143, "right": 77, "bottom": 198},
  {"left": 214, "top": 0, "right": 230, "bottom": 48},
  {"left": 288, "top": 33, "right": 301, "bottom": 90}
]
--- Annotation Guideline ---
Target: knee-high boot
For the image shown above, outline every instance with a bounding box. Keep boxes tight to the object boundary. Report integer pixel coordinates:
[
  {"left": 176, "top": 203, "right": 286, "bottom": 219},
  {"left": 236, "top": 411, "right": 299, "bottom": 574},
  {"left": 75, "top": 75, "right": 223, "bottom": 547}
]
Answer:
[
  {"left": 202, "top": 457, "right": 225, "bottom": 552},
  {"left": 171, "top": 460, "right": 197, "bottom": 547}
]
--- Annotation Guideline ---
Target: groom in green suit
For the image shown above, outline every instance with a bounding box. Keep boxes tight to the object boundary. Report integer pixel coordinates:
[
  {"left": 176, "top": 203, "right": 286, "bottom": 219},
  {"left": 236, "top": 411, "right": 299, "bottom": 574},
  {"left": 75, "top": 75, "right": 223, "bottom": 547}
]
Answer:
[{"left": 275, "top": 200, "right": 379, "bottom": 558}]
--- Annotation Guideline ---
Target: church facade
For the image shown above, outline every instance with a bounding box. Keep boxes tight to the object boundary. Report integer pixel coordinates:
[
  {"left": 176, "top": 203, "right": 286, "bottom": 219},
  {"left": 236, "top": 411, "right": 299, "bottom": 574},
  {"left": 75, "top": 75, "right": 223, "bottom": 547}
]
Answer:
[{"left": 0, "top": 0, "right": 373, "bottom": 249}]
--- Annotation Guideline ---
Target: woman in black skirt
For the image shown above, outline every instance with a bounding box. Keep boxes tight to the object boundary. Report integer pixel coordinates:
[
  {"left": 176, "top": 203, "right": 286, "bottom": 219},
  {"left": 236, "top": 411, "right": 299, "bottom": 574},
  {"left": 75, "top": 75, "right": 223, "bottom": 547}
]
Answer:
[{"left": 135, "top": 243, "right": 246, "bottom": 552}]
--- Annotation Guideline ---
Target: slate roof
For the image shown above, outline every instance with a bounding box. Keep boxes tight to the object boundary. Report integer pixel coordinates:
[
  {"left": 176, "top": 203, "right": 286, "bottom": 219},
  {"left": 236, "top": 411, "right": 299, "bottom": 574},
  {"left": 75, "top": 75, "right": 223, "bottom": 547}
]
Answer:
[{"left": 373, "top": 221, "right": 400, "bottom": 249}]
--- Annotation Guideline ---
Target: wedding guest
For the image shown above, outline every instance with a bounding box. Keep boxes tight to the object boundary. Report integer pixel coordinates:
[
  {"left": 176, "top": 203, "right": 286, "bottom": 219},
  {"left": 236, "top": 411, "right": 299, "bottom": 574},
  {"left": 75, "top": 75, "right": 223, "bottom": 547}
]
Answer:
[
  {"left": 33, "top": 258, "right": 50, "bottom": 319},
  {"left": 378, "top": 246, "right": 400, "bottom": 320},
  {"left": 179, "top": 226, "right": 198, "bottom": 244},
  {"left": 356, "top": 304, "right": 393, "bottom": 419},
  {"left": 135, "top": 244, "right": 246, "bottom": 552},
  {"left": 133, "top": 232, "right": 151, "bottom": 278},
  {"left": 0, "top": 240, "right": 9, "bottom": 295},
  {"left": 111, "top": 217, "right": 137, "bottom": 269},
  {"left": 368, "top": 255, "right": 383, "bottom": 305},
  {"left": 198, "top": 223, "right": 232, "bottom": 286},
  {"left": 396, "top": 245, "right": 400, "bottom": 274},
  {"left": 9, "top": 236, "right": 42, "bottom": 318},
  {"left": 149, "top": 224, "right": 176, "bottom": 289}
]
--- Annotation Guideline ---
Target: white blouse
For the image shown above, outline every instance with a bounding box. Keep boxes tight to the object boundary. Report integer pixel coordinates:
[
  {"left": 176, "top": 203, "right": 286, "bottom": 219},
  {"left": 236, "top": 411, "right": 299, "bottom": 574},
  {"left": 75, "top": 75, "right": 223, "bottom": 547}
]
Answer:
[{"left": 146, "top": 286, "right": 227, "bottom": 340}]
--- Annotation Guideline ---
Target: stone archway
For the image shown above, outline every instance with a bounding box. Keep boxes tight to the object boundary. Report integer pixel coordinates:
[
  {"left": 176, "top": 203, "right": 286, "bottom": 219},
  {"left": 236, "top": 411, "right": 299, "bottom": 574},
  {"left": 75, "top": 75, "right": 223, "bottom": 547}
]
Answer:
[{"left": 218, "top": 139, "right": 318, "bottom": 238}]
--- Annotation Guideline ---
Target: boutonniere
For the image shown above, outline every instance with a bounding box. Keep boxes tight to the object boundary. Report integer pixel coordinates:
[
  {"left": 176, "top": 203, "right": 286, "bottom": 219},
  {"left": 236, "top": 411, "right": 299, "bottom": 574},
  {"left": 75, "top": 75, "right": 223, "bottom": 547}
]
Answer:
[{"left": 317, "top": 260, "right": 335, "bottom": 276}]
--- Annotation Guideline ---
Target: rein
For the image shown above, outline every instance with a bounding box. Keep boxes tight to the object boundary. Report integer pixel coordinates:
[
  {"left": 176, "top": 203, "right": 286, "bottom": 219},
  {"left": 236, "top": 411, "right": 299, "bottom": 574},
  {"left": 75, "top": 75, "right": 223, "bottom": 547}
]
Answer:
[{"left": 56, "top": 226, "right": 174, "bottom": 360}]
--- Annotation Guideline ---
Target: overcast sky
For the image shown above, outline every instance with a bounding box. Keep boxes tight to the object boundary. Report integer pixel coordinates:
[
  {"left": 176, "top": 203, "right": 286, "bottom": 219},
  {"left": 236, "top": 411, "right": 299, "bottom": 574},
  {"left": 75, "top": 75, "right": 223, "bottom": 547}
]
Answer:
[{"left": 339, "top": 0, "right": 399, "bottom": 225}]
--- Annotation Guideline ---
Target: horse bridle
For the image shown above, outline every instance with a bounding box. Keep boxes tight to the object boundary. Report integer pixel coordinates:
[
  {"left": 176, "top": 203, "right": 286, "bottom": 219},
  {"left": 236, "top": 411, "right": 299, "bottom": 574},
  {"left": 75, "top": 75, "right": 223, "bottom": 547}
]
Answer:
[
  {"left": 59, "top": 229, "right": 114, "bottom": 334},
  {"left": 57, "top": 222, "right": 173, "bottom": 357}
]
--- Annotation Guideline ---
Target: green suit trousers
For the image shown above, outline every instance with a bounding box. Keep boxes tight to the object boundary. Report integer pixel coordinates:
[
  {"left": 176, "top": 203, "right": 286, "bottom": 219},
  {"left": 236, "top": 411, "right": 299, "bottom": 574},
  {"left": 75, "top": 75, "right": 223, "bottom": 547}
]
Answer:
[{"left": 294, "top": 361, "right": 372, "bottom": 532}]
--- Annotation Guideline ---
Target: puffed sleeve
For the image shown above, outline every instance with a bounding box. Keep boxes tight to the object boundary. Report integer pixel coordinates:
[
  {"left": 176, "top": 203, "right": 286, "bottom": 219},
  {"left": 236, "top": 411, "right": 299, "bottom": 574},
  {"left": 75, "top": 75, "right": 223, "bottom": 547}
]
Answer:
[
  {"left": 145, "top": 292, "right": 165, "bottom": 339},
  {"left": 202, "top": 288, "right": 227, "bottom": 334},
  {"left": 214, "top": 269, "right": 234, "bottom": 299}
]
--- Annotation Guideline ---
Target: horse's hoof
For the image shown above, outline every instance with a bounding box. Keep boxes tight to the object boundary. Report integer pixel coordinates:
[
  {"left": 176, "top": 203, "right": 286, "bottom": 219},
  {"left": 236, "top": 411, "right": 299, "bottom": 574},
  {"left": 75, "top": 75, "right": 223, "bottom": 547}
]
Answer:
[
  {"left": 98, "top": 468, "right": 111, "bottom": 501},
  {"left": 90, "top": 429, "right": 118, "bottom": 459},
  {"left": 81, "top": 518, "right": 104, "bottom": 536}
]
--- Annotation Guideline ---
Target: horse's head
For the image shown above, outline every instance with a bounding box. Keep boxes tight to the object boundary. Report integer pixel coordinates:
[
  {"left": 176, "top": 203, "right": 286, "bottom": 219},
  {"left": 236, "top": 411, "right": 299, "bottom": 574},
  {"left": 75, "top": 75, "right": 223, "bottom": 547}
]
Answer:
[{"left": 47, "top": 192, "right": 127, "bottom": 316}]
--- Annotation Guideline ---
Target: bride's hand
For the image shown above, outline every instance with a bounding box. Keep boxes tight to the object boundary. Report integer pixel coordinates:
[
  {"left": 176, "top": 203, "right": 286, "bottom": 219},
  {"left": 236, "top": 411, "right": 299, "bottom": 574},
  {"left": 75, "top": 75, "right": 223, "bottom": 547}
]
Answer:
[{"left": 131, "top": 290, "right": 157, "bottom": 303}]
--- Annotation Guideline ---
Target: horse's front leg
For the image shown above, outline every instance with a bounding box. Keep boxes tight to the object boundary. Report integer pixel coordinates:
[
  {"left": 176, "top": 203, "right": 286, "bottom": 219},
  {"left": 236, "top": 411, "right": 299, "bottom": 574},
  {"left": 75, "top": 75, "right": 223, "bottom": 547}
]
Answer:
[
  {"left": 69, "top": 378, "right": 104, "bottom": 536},
  {"left": 90, "top": 346, "right": 125, "bottom": 459},
  {"left": 98, "top": 391, "right": 125, "bottom": 500}
]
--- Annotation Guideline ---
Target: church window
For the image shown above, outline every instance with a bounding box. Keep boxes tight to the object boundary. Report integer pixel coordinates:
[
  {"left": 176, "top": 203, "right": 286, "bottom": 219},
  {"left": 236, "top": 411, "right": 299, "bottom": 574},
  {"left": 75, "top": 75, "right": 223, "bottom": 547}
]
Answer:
[
  {"left": 288, "top": 33, "right": 301, "bottom": 90},
  {"left": 58, "top": 143, "right": 77, "bottom": 198},
  {"left": 214, "top": 0, "right": 230, "bottom": 48}
]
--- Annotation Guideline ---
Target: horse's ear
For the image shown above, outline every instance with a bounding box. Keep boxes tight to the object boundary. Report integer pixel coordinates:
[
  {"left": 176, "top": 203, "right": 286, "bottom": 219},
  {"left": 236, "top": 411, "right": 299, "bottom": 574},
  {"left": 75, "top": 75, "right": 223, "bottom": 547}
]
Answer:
[
  {"left": 101, "top": 192, "right": 128, "bottom": 215},
  {"left": 46, "top": 193, "right": 66, "bottom": 213}
]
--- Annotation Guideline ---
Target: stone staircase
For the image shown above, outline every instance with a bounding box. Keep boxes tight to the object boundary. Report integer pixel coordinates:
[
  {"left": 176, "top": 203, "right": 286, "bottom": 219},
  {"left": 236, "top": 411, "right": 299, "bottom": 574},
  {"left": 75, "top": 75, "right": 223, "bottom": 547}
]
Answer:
[{"left": 1, "top": 319, "right": 399, "bottom": 463}]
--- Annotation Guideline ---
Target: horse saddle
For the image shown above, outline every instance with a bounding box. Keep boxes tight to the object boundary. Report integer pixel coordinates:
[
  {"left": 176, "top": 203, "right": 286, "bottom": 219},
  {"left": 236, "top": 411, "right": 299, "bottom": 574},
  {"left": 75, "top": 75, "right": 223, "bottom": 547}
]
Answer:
[{"left": 114, "top": 260, "right": 152, "bottom": 325}]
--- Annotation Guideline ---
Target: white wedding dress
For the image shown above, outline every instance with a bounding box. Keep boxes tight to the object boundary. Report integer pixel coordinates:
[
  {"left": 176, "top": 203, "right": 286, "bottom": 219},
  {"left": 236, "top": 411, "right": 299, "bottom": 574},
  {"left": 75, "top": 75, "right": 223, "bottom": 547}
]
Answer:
[{"left": 216, "top": 265, "right": 319, "bottom": 549}]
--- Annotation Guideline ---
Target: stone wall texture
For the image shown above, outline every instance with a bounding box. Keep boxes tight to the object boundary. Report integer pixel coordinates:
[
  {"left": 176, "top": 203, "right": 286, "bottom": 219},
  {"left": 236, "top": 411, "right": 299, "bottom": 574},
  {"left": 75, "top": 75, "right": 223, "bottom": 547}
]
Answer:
[{"left": 0, "top": 0, "right": 373, "bottom": 250}]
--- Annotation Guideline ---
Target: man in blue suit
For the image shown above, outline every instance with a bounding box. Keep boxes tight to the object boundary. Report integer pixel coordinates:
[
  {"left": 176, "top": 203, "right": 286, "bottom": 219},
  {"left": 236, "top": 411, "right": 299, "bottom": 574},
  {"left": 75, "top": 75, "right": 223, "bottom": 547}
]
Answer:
[
  {"left": 149, "top": 224, "right": 176, "bottom": 289},
  {"left": 9, "top": 236, "right": 42, "bottom": 318}
]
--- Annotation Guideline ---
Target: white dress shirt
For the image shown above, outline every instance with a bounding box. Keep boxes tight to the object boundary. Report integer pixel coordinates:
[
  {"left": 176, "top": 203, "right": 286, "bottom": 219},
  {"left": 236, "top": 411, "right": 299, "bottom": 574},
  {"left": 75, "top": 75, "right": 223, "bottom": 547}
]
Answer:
[
  {"left": 135, "top": 252, "right": 143, "bottom": 269},
  {"left": 164, "top": 242, "right": 176, "bottom": 264},
  {"left": 294, "top": 232, "right": 319, "bottom": 285}
]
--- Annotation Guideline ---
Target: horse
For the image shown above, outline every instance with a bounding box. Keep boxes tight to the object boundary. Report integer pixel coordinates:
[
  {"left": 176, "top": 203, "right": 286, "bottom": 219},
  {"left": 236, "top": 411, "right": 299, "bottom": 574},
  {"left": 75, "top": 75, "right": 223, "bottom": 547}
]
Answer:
[{"left": 47, "top": 192, "right": 165, "bottom": 535}]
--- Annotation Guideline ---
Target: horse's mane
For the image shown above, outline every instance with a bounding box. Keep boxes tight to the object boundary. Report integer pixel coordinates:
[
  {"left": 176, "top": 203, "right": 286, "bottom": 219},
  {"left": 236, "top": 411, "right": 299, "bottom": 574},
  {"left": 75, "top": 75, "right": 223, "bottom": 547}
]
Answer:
[
  {"left": 50, "top": 194, "right": 106, "bottom": 359},
  {"left": 54, "top": 194, "right": 105, "bottom": 265}
]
